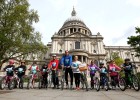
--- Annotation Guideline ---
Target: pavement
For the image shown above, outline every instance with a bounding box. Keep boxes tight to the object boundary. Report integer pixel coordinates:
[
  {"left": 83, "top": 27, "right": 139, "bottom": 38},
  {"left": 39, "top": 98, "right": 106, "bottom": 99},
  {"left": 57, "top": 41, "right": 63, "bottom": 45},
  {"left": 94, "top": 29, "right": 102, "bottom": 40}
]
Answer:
[{"left": 0, "top": 87, "right": 140, "bottom": 100}]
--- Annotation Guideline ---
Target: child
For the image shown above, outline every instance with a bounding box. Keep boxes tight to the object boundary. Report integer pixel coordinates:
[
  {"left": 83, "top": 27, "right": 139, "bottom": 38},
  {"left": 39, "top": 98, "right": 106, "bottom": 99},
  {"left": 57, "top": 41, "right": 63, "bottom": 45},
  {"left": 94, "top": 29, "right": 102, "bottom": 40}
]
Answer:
[{"left": 88, "top": 60, "right": 100, "bottom": 89}]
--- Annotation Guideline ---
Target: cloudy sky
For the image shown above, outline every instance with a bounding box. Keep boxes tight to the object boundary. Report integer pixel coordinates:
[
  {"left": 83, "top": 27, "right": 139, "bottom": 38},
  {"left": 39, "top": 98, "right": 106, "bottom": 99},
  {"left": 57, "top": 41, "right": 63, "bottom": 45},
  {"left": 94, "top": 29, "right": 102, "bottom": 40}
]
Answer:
[{"left": 29, "top": 0, "right": 140, "bottom": 46}]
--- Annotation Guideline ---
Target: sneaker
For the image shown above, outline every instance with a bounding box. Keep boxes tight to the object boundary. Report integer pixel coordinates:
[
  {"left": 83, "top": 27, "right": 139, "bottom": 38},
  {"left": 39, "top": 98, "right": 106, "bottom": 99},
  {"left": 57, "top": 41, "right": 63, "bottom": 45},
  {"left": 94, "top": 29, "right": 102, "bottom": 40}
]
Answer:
[
  {"left": 53, "top": 86, "right": 56, "bottom": 89},
  {"left": 77, "top": 87, "right": 80, "bottom": 90}
]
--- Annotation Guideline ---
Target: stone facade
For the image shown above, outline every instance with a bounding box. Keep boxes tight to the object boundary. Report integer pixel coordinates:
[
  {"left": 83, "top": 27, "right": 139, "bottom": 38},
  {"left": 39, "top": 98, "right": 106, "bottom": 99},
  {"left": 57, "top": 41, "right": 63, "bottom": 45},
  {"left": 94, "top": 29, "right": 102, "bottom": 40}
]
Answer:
[{"left": 45, "top": 8, "right": 140, "bottom": 68}]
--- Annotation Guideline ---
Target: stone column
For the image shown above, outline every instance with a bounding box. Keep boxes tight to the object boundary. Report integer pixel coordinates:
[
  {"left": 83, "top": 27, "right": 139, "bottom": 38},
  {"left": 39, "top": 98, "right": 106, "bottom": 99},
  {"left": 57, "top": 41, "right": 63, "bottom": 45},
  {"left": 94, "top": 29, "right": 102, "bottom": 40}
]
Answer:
[
  {"left": 81, "top": 56, "right": 83, "bottom": 63},
  {"left": 85, "top": 57, "right": 88, "bottom": 63}
]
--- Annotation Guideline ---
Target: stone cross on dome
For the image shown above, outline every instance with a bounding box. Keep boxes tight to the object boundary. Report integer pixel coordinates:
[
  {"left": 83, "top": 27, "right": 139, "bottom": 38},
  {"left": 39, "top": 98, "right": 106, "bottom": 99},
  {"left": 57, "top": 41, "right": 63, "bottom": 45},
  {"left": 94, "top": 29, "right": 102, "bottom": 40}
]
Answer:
[{"left": 71, "top": 6, "right": 76, "bottom": 16}]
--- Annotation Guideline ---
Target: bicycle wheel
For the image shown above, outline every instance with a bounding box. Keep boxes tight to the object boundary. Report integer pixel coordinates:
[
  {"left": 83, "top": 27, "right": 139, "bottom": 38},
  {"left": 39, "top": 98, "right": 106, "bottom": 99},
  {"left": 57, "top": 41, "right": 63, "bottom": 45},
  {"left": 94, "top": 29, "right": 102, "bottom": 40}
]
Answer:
[
  {"left": 27, "top": 78, "right": 31, "bottom": 89},
  {"left": 48, "top": 74, "right": 52, "bottom": 88},
  {"left": 95, "top": 78, "right": 100, "bottom": 91},
  {"left": 8, "top": 79, "right": 15, "bottom": 90},
  {"left": 38, "top": 78, "right": 42, "bottom": 89},
  {"left": 118, "top": 78, "right": 126, "bottom": 91},
  {"left": 0, "top": 78, "right": 6, "bottom": 90},
  {"left": 132, "top": 75, "right": 140, "bottom": 91},
  {"left": 104, "top": 77, "right": 109, "bottom": 91},
  {"left": 61, "top": 76, "right": 64, "bottom": 90}
]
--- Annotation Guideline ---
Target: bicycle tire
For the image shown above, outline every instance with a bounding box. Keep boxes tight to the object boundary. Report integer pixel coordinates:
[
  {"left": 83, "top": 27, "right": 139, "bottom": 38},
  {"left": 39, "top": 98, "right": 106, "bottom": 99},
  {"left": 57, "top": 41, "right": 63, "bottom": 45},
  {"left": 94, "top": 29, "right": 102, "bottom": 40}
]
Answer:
[
  {"left": 95, "top": 78, "right": 100, "bottom": 91},
  {"left": 118, "top": 78, "right": 126, "bottom": 91},
  {"left": 8, "top": 79, "right": 15, "bottom": 90},
  {"left": 0, "top": 78, "right": 6, "bottom": 90},
  {"left": 104, "top": 77, "right": 109, "bottom": 91},
  {"left": 132, "top": 75, "right": 140, "bottom": 91}
]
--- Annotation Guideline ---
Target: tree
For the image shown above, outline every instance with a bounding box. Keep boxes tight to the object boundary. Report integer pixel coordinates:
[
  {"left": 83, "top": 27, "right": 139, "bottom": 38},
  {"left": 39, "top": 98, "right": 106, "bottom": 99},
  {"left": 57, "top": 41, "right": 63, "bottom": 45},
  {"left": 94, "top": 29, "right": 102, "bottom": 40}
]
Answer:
[
  {"left": 0, "top": 0, "right": 47, "bottom": 69},
  {"left": 111, "top": 52, "right": 124, "bottom": 67},
  {"left": 128, "top": 27, "right": 140, "bottom": 55}
]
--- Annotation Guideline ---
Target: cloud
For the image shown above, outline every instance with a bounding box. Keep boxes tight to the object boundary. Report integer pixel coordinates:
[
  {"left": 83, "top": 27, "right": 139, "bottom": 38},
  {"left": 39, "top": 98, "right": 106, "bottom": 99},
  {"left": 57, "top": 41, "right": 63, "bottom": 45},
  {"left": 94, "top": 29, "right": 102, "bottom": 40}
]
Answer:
[{"left": 126, "top": 0, "right": 140, "bottom": 7}]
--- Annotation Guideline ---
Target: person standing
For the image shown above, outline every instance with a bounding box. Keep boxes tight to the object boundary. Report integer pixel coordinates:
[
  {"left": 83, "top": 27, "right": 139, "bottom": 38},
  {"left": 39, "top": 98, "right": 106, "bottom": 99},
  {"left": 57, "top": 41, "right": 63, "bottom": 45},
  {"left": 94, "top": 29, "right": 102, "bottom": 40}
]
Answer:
[
  {"left": 71, "top": 56, "right": 81, "bottom": 90},
  {"left": 49, "top": 55, "right": 59, "bottom": 89},
  {"left": 61, "top": 50, "right": 73, "bottom": 89}
]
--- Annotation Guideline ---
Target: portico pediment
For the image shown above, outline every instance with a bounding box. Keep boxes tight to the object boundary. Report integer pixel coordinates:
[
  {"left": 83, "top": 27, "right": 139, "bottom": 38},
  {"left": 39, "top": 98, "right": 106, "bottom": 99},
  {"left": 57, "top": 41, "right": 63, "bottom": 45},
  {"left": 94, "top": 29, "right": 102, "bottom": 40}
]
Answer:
[{"left": 65, "top": 32, "right": 90, "bottom": 38}]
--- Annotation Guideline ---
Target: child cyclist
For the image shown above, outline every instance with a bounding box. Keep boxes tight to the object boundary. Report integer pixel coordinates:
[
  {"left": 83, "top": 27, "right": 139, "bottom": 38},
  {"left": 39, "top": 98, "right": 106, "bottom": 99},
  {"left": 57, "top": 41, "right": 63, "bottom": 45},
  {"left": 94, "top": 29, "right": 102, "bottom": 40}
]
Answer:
[
  {"left": 28, "top": 61, "right": 40, "bottom": 88},
  {"left": 88, "top": 60, "right": 100, "bottom": 89},
  {"left": 122, "top": 58, "right": 133, "bottom": 87},
  {"left": 109, "top": 60, "right": 121, "bottom": 89},
  {"left": 99, "top": 62, "right": 108, "bottom": 88},
  {"left": 40, "top": 63, "right": 49, "bottom": 88},
  {"left": 15, "top": 60, "right": 27, "bottom": 89}
]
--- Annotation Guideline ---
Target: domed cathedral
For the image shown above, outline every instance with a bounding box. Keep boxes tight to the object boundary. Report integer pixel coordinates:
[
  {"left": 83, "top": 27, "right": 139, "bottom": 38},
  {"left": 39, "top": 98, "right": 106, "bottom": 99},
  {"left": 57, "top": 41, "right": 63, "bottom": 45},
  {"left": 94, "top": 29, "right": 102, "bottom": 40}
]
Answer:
[{"left": 45, "top": 8, "right": 140, "bottom": 67}]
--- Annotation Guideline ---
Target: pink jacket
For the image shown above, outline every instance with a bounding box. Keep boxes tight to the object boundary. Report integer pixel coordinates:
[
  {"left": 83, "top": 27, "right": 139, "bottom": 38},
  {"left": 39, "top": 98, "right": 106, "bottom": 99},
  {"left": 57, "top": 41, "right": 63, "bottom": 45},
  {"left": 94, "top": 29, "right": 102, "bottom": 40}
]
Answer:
[{"left": 109, "top": 64, "right": 121, "bottom": 76}]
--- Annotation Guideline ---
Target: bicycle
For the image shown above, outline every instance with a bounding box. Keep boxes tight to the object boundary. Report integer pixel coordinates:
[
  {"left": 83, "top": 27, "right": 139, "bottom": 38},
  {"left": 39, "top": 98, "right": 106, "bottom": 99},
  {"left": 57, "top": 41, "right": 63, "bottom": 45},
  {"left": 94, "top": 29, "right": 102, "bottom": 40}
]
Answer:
[
  {"left": 38, "top": 75, "right": 48, "bottom": 89},
  {"left": 80, "top": 71, "right": 89, "bottom": 91},
  {"left": 60, "top": 68, "right": 65, "bottom": 90},
  {"left": 90, "top": 72, "right": 100, "bottom": 91},
  {"left": 47, "top": 70, "right": 52, "bottom": 88},
  {"left": 27, "top": 71, "right": 39, "bottom": 89},
  {"left": 0, "top": 74, "right": 15, "bottom": 90},
  {"left": 125, "top": 67, "right": 140, "bottom": 91},
  {"left": 109, "top": 70, "right": 126, "bottom": 91},
  {"left": 100, "top": 75, "right": 109, "bottom": 91}
]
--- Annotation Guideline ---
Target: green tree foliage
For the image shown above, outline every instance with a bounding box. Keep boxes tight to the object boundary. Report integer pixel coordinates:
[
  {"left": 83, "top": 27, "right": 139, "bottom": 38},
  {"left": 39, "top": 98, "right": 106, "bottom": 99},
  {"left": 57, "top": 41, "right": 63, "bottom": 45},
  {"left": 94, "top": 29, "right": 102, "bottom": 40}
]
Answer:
[
  {"left": 0, "top": 0, "right": 47, "bottom": 68},
  {"left": 128, "top": 27, "right": 140, "bottom": 55},
  {"left": 111, "top": 52, "right": 124, "bottom": 67}
]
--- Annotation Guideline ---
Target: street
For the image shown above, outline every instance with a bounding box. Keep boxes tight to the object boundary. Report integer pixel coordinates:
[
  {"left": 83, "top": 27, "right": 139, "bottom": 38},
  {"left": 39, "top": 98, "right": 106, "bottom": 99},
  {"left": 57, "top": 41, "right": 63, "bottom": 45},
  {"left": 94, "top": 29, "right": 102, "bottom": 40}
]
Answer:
[{"left": 0, "top": 88, "right": 140, "bottom": 100}]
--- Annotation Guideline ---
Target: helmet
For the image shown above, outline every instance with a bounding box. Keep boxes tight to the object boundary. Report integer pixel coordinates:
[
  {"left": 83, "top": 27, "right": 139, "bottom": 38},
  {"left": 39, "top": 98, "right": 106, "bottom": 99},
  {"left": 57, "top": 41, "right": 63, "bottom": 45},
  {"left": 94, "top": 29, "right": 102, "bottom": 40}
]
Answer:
[
  {"left": 9, "top": 59, "right": 14, "bottom": 65},
  {"left": 125, "top": 58, "right": 130, "bottom": 61},
  {"left": 100, "top": 62, "right": 104, "bottom": 65}
]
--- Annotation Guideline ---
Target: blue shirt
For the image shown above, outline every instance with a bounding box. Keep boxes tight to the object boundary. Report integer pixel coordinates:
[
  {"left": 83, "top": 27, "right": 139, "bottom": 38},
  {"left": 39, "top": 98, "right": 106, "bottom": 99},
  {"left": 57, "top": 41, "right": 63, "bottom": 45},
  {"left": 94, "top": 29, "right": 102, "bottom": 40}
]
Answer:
[{"left": 61, "top": 55, "right": 72, "bottom": 67}]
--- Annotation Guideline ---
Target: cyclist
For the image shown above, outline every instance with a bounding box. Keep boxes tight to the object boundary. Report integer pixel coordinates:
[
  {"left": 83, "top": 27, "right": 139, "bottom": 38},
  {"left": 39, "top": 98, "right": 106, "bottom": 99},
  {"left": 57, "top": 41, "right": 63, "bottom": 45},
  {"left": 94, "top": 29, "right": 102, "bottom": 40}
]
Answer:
[
  {"left": 15, "top": 60, "right": 27, "bottom": 89},
  {"left": 109, "top": 60, "right": 121, "bottom": 88},
  {"left": 99, "top": 62, "right": 108, "bottom": 88},
  {"left": 71, "top": 56, "right": 81, "bottom": 90},
  {"left": 3, "top": 59, "right": 15, "bottom": 78},
  {"left": 60, "top": 50, "right": 73, "bottom": 89},
  {"left": 49, "top": 55, "right": 59, "bottom": 89},
  {"left": 88, "top": 60, "right": 100, "bottom": 89},
  {"left": 40, "top": 63, "right": 49, "bottom": 88},
  {"left": 28, "top": 61, "right": 40, "bottom": 88},
  {"left": 122, "top": 58, "right": 133, "bottom": 87}
]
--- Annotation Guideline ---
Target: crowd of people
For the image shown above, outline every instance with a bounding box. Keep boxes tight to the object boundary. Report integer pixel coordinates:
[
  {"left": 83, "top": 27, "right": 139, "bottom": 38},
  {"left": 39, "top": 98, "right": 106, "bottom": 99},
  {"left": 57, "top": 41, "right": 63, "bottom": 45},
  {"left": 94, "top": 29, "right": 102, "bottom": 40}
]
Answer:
[{"left": 1, "top": 50, "right": 139, "bottom": 91}]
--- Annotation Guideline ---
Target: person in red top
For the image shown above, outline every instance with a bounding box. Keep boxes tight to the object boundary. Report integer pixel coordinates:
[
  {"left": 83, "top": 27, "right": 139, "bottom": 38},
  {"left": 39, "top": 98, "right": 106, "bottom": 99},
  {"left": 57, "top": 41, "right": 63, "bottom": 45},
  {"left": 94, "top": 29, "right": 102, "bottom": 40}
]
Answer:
[
  {"left": 49, "top": 54, "right": 59, "bottom": 89},
  {"left": 109, "top": 60, "right": 121, "bottom": 88}
]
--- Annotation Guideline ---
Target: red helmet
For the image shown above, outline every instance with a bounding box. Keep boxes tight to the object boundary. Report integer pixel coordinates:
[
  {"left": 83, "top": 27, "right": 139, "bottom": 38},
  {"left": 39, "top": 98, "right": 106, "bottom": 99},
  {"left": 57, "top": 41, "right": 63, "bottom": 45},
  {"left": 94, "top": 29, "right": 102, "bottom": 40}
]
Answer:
[{"left": 9, "top": 59, "right": 14, "bottom": 65}]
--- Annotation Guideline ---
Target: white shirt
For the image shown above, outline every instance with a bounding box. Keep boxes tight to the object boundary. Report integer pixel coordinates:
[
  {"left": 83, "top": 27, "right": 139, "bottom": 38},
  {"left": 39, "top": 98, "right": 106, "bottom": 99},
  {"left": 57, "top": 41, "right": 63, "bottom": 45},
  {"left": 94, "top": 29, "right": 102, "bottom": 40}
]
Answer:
[{"left": 72, "top": 61, "right": 81, "bottom": 73}]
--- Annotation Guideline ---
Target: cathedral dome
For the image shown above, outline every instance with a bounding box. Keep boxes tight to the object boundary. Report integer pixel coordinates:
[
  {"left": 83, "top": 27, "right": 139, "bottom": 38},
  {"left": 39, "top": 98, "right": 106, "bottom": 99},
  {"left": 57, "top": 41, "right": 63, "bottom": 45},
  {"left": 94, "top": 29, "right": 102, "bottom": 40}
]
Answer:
[{"left": 58, "top": 7, "right": 92, "bottom": 36}]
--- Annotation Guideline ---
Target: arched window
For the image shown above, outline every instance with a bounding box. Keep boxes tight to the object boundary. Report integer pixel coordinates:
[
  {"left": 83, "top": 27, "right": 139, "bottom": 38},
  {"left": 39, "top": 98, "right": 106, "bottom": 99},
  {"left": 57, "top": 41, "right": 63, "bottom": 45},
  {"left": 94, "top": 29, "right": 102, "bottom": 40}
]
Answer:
[{"left": 75, "top": 41, "right": 80, "bottom": 49}]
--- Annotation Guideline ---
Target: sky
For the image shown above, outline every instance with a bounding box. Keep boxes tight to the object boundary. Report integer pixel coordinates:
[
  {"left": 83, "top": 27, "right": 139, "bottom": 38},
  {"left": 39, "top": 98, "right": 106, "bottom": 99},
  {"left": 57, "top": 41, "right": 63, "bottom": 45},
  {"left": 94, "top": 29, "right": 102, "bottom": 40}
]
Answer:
[{"left": 29, "top": 0, "right": 140, "bottom": 46}]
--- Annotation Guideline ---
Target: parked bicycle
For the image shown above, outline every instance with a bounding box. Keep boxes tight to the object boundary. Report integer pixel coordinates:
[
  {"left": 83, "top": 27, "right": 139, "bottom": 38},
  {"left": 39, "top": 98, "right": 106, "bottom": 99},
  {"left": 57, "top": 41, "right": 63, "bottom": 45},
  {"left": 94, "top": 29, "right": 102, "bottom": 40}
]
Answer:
[
  {"left": 110, "top": 70, "right": 126, "bottom": 91},
  {"left": 0, "top": 70, "right": 15, "bottom": 90}
]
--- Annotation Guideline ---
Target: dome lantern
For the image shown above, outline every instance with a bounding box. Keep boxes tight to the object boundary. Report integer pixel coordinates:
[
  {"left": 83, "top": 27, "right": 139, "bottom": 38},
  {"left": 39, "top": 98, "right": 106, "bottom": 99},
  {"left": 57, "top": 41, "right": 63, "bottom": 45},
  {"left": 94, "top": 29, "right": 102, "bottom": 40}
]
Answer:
[{"left": 71, "top": 7, "right": 76, "bottom": 16}]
